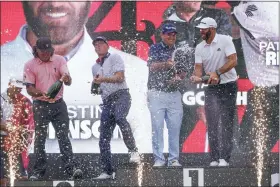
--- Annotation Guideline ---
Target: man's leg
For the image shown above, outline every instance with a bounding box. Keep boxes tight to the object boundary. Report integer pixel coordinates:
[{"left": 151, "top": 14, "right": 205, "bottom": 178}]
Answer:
[
  {"left": 204, "top": 87, "right": 221, "bottom": 163},
  {"left": 99, "top": 102, "right": 115, "bottom": 175},
  {"left": 266, "top": 86, "right": 279, "bottom": 152},
  {"left": 220, "top": 82, "right": 238, "bottom": 162},
  {"left": 147, "top": 90, "right": 166, "bottom": 163},
  {"left": 165, "top": 91, "right": 183, "bottom": 165},
  {"left": 0, "top": 136, "right": 7, "bottom": 186},
  {"left": 50, "top": 101, "right": 78, "bottom": 177},
  {"left": 113, "top": 90, "right": 137, "bottom": 152},
  {"left": 31, "top": 102, "right": 50, "bottom": 178}
]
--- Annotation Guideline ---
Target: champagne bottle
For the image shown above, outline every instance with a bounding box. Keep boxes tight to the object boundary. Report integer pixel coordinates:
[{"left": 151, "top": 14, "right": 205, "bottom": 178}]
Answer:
[
  {"left": 46, "top": 78, "right": 63, "bottom": 99},
  {"left": 201, "top": 75, "right": 210, "bottom": 84},
  {"left": 91, "top": 75, "right": 101, "bottom": 95}
]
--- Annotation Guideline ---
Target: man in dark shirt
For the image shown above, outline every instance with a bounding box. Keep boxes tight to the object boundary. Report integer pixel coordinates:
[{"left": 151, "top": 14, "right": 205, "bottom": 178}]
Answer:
[{"left": 147, "top": 23, "right": 186, "bottom": 167}]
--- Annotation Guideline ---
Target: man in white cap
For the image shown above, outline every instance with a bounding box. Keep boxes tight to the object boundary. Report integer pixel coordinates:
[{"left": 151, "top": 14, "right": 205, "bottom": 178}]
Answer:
[
  {"left": 0, "top": 76, "right": 34, "bottom": 180},
  {"left": 191, "top": 17, "right": 238, "bottom": 167}
]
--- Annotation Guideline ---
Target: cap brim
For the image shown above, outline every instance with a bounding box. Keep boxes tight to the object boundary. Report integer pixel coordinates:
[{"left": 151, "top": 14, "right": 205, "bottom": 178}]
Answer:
[
  {"left": 196, "top": 24, "right": 209, "bottom": 29},
  {"left": 37, "top": 47, "right": 54, "bottom": 52},
  {"left": 163, "top": 30, "right": 177, "bottom": 34},
  {"left": 93, "top": 39, "right": 108, "bottom": 45}
]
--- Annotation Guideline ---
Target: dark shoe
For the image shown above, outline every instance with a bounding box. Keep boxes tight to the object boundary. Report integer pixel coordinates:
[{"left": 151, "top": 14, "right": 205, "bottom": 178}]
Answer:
[
  {"left": 70, "top": 168, "right": 83, "bottom": 180},
  {"left": 93, "top": 172, "right": 116, "bottom": 180},
  {"left": 29, "top": 173, "right": 43, "bottom": 180},
  {"left": 19, "top": 169, "right": 28, "bottom": 180}
]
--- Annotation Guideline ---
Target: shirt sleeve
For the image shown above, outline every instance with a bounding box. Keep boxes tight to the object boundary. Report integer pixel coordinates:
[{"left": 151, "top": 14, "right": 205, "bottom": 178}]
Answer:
[
  {"left": 23, "top": 62, "right": 36, "bottom": 85},
  {"left": 147, "top": 45, "right": 158, "bottom": 66},
  {"left": 112, "top": 54, "right": 125, "bottom": 73},
  {"left": 92, "top": 64, "right": 101, "bottom": 77},
  {"left": 195, "top": 46, "right": 203, "bottom": 64},
  {"left": 224, "top": 36, "right": 237, "bottom": 56},
  {"left": 59, "top": 57, "right": 70, "bottom": 75}
]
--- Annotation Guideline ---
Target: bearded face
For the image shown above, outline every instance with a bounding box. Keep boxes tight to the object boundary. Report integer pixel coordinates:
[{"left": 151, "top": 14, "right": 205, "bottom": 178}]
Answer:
[
  {"left": 22, "top": 2, "right": 91, "bottom": 44},
  {"left": 174, "top": 1, "right": 201, "bottom": 12}
]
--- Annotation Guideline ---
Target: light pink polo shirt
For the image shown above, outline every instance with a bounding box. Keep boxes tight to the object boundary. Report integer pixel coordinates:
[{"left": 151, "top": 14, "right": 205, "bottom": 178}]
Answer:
[{"left": 23, "top": 54, "right": 69, "bottom": 101}]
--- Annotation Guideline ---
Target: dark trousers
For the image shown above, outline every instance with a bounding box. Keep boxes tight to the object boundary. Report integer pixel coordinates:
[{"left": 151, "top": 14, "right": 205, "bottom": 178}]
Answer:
[
  {"left": 0, "top": 136, "right": 7, "bottom": 179},
  {"left": 99, "top": 89, "right": 137, "bottom": 174},
  {"left": 240, "top": 85, "right": 279, "bottom": 153},
  {"left": 32, "top": 99, "right": 75, "bottom": 177},
  {"left": 205, "top": 81, "right": 237, "bottom": 162}
]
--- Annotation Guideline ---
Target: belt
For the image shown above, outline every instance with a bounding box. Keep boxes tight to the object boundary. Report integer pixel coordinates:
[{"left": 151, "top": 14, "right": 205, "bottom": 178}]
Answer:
[
  {"left": 207, "top": 81, "right": 237, "bottom": 88},
  {"left": 103, "top": 89, "right": 129, "bottom": 103},
  {"left": 33, "top": 98, "right": 63, "bottom": 104}
]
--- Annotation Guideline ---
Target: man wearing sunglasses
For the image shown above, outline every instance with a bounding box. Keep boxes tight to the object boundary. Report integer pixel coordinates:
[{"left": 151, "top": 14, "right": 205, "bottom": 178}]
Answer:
[{"left": 147, "top": 23, "right": 185, "bottom": 167}]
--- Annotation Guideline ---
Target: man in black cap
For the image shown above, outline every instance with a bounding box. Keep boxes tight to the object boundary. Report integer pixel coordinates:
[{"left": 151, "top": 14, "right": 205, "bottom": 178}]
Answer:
[{"left": 23, "top": 37, "right": 83, "bottom": 180}]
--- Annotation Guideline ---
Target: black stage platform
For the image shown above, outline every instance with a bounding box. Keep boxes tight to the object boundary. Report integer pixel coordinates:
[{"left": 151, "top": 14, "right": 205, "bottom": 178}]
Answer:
[{"left": 13, "top": 153, "right": 278, "bottom": 186}]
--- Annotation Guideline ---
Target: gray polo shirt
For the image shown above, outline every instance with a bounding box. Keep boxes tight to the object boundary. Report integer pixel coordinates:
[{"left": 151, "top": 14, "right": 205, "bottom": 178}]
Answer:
[
  {"left": 93, "top": 53, "right": 128, "bottom": 100},
  {"left": 195, "top": 33, "right": 238, "bottom": 84},
  {"left": 92, "top": 63, "right": 101, "bottom": 77}
]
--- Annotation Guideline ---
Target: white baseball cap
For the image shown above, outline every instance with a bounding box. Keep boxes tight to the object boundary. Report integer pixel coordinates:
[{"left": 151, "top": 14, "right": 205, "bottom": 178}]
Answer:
[
  {"left": 9, "top": 76, "right": 25, "bottom": 88},
  {"left": 196, "top": 17, "right": 217, "bottom": 29}
]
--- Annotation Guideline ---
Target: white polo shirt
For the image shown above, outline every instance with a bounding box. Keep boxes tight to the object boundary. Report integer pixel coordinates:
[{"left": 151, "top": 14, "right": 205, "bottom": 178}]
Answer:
[
  {"left": 195, "top": 33, "right": 238, "bottom": 84},
  {"left": 233, "top": 2, "right": 279, "bottom": 87}
]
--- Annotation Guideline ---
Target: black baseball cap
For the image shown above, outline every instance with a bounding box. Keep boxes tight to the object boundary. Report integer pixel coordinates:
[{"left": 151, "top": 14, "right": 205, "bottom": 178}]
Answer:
[
  {"left": 92, "top": 36, "right": 108, "bottom": 45},
  {"left": 36, "top": 37, "right": 54, "bottom": 51}
]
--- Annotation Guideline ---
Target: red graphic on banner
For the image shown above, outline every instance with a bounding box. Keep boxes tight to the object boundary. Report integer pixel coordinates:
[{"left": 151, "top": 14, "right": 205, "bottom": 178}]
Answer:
[{"left": 0, "top": 2, "right": 278, "bottom": 153}]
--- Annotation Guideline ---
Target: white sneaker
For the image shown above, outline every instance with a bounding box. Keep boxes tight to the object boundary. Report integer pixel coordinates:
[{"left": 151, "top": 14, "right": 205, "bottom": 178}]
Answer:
[
  {"left": 93, "top": 172, "right": 116, "bottom": 180},
  {"left": 209, "top": 161, "right": 219, "bottom": 166},
  {"left": 168, "top": 160, "right": 182, "bottom": 167},
  {"left": 153, "top": 160, "right": 166, "bottom": 167},
  {"left": 218, "top": 159, "right": 229, "bottom": 167},
  {"left": 129, "top": 151, "right": 141, "bottom": 163}
]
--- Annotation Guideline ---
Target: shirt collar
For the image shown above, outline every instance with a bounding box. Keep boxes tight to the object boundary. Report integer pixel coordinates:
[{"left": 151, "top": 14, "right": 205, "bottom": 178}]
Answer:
[
  {"left": 167, "top": 7, "right": 204, "bottom": 23},
  {"left": 64, "top": 31, "right": 85, "bottom": 62},
  {"left": 96, "top": 52, "right": 110, "bottom": 66},
  {"left": 35, "top": 56, "right": 53, "bottom": 64},
  {"left": 167, "top": 12, "right": 186, "bottom": 22},
  {"left": 17, "top": 25, "right": 33, "bottom": 54},
  {"left": 160, "top": 41, "right": 176, "bottom": 50},
  {"left": 17, "top": 24, "right": 88, "bottom": 62},
  {"left": 203, "top": 33, "right": 218, "bottom": 46}
]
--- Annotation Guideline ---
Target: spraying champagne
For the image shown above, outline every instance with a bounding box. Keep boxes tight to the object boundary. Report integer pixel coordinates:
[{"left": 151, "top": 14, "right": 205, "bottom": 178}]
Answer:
[
  {"left": 200, "top": 75, "right": 210, "bottom": 84},
  {"left": 46, "top": 75, "right": 66, "bottom": 99}
]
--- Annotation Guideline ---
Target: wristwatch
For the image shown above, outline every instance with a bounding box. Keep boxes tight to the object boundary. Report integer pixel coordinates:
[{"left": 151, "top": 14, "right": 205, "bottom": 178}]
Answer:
[{"left": 215, "top": 69, "right": 222, "bottom": 77}]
